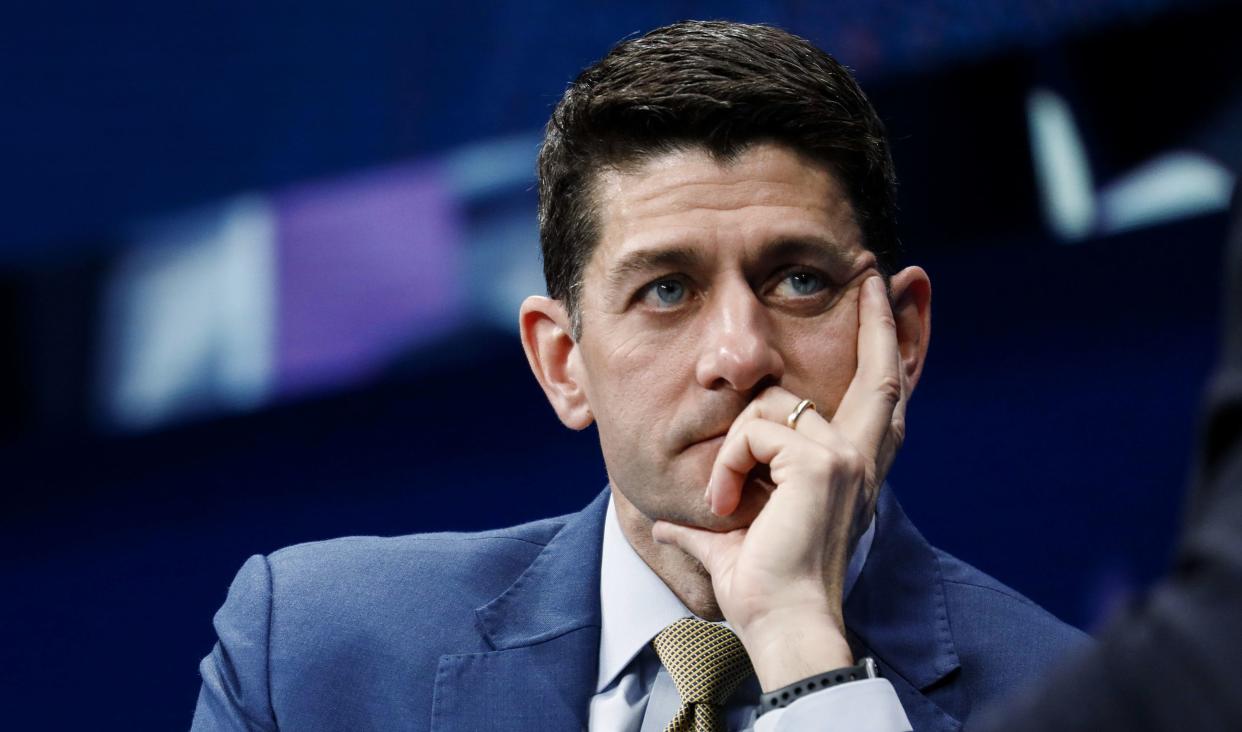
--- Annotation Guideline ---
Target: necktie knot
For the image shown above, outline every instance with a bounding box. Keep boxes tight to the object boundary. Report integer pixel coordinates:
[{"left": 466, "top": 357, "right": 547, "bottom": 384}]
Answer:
[{"left": 652, "top": 617, "right": 754, "bottom": 707}]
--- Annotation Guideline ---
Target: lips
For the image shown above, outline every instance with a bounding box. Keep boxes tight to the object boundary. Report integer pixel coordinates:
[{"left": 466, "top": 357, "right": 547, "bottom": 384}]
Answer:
[
  {"left": 682, "top": 426, "right": 731, "bottom": 453},
  {"left": 673, "top": 397, "right": 748, "bottom": 453},
  {"left": 688, "top": 433, "right": 726, "bottom": 450}
]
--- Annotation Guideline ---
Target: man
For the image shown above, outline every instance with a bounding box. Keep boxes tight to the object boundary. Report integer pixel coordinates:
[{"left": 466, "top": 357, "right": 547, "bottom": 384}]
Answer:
[{"left": 192, "top": 21, "right": 1084, "bottom": 731}]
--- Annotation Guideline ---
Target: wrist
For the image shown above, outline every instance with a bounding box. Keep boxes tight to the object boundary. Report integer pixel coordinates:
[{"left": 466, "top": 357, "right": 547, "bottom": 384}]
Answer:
[
  {"left": 758, "top": 657, "right": 882, "bottom": 716},
  {"left": 737, "top": 606, "right": 854, "bottom": 691}
]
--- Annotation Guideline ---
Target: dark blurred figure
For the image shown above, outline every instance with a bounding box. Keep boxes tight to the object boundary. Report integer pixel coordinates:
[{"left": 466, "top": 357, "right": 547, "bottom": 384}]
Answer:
[{"left": 970, "top": 189, "right": 1242, "bottom": 730}]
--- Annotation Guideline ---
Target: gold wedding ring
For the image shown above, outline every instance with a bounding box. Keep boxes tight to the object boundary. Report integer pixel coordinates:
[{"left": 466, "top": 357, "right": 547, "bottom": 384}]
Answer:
[{"left": 786, "top": 398, "right": 816, "bottom": 430}]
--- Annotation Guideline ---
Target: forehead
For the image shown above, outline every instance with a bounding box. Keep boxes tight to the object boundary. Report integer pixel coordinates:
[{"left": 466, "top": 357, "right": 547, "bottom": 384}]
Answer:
[{"left": 588, "top": 143, "right": 864, "bottom": 279}]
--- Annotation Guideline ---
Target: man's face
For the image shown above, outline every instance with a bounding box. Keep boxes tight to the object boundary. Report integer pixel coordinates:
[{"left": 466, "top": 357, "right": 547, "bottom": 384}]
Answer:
[{"left": 573, "top": 142, "right": 880, "bottom": 531}]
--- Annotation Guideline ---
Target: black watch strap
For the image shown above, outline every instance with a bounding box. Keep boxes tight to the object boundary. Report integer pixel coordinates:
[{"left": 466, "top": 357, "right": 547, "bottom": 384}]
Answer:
[{"left": 758, "top": 657, "right": 881, "bottom": 715}]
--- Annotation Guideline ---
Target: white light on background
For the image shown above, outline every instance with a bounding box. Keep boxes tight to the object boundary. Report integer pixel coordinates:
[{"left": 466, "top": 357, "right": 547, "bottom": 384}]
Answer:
[
  {"left": 1027, "top": 87, "right": 1098, "bottom": 242},
  {"left": 99, "top": 196, "right": 275, "bottom": 430}
]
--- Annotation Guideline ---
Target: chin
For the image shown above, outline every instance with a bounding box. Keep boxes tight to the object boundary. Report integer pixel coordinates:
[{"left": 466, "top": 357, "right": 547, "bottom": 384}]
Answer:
[
  {"left": 711, "top": 481, "right": 772, "bottom": 529},
  {"left": 664, "top": 479, "right": 772, "bottom": 532},
  {"left": 612, "top": 464, "right": 772, "bottom": 532}
]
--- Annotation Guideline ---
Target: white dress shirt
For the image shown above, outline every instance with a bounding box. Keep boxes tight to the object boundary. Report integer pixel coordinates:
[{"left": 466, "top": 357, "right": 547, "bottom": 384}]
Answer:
[{"left": 590, "top": 496, "right": 911, "bottom": 731}]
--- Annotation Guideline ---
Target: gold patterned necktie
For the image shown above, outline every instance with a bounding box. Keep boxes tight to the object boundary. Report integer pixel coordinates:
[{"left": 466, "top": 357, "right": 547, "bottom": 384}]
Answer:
[{"left": 651, "top": 618, "right": 755, "bottom": 732}]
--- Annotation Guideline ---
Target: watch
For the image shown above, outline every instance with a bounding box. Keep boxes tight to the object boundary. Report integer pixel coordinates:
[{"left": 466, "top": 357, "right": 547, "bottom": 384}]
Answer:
[{"left": 758, "top": 657, "right": 882, "bottom": 714}]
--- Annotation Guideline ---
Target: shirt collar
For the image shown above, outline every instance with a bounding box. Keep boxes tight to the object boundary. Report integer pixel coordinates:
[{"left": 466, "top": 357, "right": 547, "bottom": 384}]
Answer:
[{"left": 595, "top": 492, "right": 877, "bottom": 693}]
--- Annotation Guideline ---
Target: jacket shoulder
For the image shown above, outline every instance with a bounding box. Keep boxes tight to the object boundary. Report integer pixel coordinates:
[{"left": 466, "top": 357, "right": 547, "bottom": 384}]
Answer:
[
  {"left": 265, "top": 513, "right": 570, "bottom": 619},
  {"left": 935, "top": 549, "right": 1091, "bottom": 700},
  {"left": 198, "top": 513, "right": 580, "bottom": 730},
  {"left": 258, "top": 513, "right": 573, "bottom": 661}
]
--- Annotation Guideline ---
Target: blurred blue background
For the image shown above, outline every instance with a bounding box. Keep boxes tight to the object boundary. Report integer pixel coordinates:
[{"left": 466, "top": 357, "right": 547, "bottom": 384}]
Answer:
[{"left": 2, "top": 0, "right": 1240, "bottom": 727}]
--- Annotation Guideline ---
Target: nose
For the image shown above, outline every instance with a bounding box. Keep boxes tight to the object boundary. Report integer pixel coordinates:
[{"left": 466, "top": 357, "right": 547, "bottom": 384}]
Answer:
[{"left": 694, "top": 280, "right": 784, "bottom": 393}]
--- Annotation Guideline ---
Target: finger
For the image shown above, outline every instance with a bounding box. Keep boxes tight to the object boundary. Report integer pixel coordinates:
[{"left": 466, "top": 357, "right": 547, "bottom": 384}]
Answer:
[
  {"left": 890, "top": 357, "right": 909, "bottom": 447},
  {"left": 739, "top": 385, "right": 834, "bottom": 444},
  {"left": 832, "top": 275, "right": 903, "bottom": 459},
  {"left": 875, "top": 350, "right": 911, "bottom": 480},
  {"left": 700, "top": 391, "right": 786, "bottom": 518},
  {"left": 708, "top": 418, "right": 831, "bottom": 516},
  {"left": 709, "top": 419, "right": 786, "bottom": 516},
  {"left": 651, "top": 520, "right": 734, "bottom": 574}
]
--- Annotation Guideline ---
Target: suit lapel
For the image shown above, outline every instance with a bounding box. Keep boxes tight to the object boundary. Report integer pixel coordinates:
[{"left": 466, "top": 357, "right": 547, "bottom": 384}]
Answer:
[
  {"left": 430, "top": 491, "right": 608, "bottom": 731},
  {"left": 845, "top": 486, "right": 965, "bottom": 731},
  {"left": 428, "top": 487, "right": 964, "bottom": 730}
]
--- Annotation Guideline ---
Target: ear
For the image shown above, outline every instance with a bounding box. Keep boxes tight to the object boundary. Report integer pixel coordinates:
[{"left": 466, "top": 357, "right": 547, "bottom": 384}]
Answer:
[
  {"left": 887, "top": 266, "right": 932, "bottom": 394},
  {"left": 519, "top": 296, "right": 594, "bottom": 430}
]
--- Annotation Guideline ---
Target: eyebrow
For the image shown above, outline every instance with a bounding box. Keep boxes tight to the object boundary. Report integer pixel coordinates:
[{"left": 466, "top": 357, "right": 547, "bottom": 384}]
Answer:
[
  {"left": 604, "top": 234, "right": 857, "bottom": 292},
  {"left": 604, "top": 247, "right": 707, "bottom": 292},
  {"left": 761, "top": 236, "right": 857, "bottom": 272}
]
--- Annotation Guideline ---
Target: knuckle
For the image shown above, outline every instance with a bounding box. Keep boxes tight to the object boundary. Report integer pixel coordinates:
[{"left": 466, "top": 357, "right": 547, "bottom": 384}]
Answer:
[
  {"left": 809, "top": 443, "right": 834, "bottom": 465},
  {"left": 875, "top": 374, "right": 902, "bottom": 405},
  {"left": 843, "top": 448, "right": 867, "bottom": 480},
  {"left": 815, "top": 443, "right": 863, "bottom": 479},
  {"left": 890, "top": 416, "right": 907, "bottom": 446},
  {"left": 802, "top": 443, "right": 835, "bottom": 477},
  {"left": 818, "top": 439, "right": 865, "bottom": 481}
]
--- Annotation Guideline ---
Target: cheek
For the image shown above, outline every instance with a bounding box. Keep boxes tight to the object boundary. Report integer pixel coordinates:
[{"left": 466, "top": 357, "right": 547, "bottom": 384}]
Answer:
[
  {"left": 598, "top": 318, "right": 697, "bottom": 388},
  {"left": 584, "top": 323, "right": 695, "bottom": 435},
  {"left": 777, "top": 299, "right": 859, "bottom": 414}
]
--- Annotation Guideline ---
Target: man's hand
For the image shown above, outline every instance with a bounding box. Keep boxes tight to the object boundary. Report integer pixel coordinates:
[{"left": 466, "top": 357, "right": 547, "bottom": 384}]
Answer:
[{"left": 650, "top": 275, "right": 909, "bottom": 691}]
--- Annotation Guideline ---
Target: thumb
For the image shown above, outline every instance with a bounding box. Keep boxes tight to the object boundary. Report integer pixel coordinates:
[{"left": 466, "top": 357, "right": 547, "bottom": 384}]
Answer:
[{"left": 651, "top": 520, "right": 729, "bottom": 573}]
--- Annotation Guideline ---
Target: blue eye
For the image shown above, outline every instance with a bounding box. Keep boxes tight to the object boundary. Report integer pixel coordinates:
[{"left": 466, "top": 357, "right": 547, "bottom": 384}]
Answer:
[
  {"left": 648, "top": 279, "right": 686, "bottom": 306},
  {"left": 778, "top": 271, "right": 825, "bottom": 297}
]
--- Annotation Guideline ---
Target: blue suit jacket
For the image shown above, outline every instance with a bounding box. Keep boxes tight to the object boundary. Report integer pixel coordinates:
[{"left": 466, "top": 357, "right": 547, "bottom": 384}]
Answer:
[{"left": 192, "top": 488, "right": 1086, "bottom": 731}]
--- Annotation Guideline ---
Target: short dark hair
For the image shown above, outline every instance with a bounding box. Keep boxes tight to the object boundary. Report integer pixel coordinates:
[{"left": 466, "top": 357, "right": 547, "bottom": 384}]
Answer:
[{"left": 537, "top": 20, "right": 899, "bottom": 333}]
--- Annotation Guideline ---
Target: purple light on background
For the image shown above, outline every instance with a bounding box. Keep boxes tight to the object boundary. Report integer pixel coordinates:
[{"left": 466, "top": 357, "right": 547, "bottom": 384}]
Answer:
[{"left": 274, "top": 162, "right": 464, "bottom": 397}]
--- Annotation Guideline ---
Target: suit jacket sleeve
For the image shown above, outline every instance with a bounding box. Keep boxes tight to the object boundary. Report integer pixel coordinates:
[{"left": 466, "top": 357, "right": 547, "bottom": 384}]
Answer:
[{"left": 192, "top": 554, "right": 279, "bottom": 731}]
